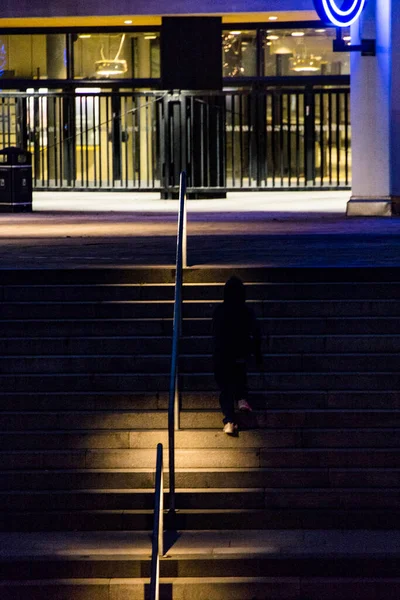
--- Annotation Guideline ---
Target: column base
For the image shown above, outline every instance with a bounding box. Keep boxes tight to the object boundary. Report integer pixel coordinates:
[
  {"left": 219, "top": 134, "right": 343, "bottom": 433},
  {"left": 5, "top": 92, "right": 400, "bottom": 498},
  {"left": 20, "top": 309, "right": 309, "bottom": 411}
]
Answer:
[{"left": 346, "top": 196, "right": 393, "bottom": 217}]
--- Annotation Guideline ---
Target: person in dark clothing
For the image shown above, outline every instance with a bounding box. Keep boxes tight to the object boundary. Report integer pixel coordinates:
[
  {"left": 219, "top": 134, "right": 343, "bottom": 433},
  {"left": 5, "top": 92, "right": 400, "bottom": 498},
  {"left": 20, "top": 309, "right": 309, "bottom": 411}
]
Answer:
[{"left": 212, "top": 276, "right": 262, "bottom": 435}]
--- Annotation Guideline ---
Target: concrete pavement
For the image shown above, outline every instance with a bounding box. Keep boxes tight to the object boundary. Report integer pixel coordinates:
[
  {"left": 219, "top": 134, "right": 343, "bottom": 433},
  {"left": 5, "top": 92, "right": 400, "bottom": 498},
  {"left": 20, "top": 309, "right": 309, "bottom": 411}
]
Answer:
[{"left": 0, "top": 191, "right": 398, "bottom": 268}]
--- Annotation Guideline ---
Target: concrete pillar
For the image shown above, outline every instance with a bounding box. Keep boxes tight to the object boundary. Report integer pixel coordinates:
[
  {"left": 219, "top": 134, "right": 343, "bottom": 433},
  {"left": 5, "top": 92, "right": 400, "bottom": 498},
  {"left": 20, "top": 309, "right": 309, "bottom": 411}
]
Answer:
[
  {"left": 46, "top": 35, "right": 66, "bottom": 79},
  {"left": 137, "top": 36, "right": 152, "bottom": 186},
  {"left": 347, "top": 0, "right": 399, "bottom": 215},
  {"left": 46, "top": 35, "right": 66, "bottom": 183}
]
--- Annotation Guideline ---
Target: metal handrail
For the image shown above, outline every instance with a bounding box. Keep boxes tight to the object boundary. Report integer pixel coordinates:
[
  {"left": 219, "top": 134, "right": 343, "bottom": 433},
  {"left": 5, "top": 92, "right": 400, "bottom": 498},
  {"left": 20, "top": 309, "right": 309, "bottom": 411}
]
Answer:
[
  {"left": 149, "top": 443, "right": 164, "bottom": 600},
  {"left": 168, "top": 171, "right": 187, "bottom": 516}
]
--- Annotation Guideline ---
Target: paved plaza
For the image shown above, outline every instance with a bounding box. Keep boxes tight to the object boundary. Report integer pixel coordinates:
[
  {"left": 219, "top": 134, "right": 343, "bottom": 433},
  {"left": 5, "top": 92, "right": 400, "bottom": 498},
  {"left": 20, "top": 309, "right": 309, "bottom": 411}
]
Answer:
[{"left": 0, "top": 190, "right": 398, "bottom": 268}]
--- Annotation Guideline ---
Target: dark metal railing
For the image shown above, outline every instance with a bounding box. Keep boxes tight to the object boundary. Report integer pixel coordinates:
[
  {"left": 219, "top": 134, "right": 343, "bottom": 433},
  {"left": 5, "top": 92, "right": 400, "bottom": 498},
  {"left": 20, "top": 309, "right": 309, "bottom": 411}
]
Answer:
[
  {"left": 168, "top": 171, "right": 187, "bottom": 516},
  {"left": 0, "top": 87, "right": 351, "bottom": 192},
  {"left": 149, "top": 442, "right": 164, "bottom": 600}
]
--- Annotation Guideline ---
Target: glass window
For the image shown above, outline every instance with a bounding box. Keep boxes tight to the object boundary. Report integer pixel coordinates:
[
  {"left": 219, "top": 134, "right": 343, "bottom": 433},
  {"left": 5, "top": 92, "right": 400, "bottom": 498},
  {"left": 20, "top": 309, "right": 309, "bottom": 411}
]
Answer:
[
  {"left": 0, "top": 34, "right": 66, "bottom": 79},
  {"left": 222, "top": 30, "right": 257, "bottom": 77},
  {"left": 73, "top": 32, "right": 160, "bottom": 79},
  {"left": 262, "top": 27, "right": 350, "bottom": 76}
]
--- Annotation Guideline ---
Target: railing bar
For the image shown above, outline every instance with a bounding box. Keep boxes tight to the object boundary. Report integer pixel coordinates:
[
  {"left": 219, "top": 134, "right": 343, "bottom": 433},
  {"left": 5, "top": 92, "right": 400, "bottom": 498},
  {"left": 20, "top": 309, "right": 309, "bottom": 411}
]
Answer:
[
  {"left": 336, "top": 92, "right": 340, "bottom": 186},
  {"left": 105, "top": 96, "right": 110, "bottom": 188},
  {"left": 345, "top": 90, "right": 349, "bottom": 186},
  {"left": 296, "top": 93, "right": 300, "bottom": 186},
  {"left": 149, "top": 442, "right": 163, "bottom": 600},
  {"left": 328, "top": 91, "right": 333, "bottom": 185},
  {"left": 288, "top": 94, "right": 292, "bottom": 187},
  {"left": 168, "top": 170, "right": 187, "bottom": 516},
  {"left": 320, "top": 92, "right": 324, "bottom": 187},
  {"left": 98, "top": 95, "right": 103, "bottom": 188}
]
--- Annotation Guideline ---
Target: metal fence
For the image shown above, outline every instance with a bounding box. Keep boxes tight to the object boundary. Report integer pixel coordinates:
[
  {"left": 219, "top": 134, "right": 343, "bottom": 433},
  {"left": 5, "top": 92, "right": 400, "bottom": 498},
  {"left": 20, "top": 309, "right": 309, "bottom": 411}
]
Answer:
[{"left": 0, "top": 87, "right": 351, "bottom": 192}]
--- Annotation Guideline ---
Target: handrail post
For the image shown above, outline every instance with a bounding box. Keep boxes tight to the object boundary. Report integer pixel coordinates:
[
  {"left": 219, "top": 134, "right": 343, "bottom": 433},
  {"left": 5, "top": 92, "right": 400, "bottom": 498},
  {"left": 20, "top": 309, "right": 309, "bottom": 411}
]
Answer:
[{"left": 150, "top": 443, "right": 164, "bottom": 600}]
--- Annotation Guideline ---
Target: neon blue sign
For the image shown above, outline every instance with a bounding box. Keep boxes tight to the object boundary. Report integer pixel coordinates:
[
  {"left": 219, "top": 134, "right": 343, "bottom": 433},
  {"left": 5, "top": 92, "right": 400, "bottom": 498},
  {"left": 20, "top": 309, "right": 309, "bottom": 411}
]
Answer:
[{"left": 314, "top": 0, "right": 366, "bottom": 27}]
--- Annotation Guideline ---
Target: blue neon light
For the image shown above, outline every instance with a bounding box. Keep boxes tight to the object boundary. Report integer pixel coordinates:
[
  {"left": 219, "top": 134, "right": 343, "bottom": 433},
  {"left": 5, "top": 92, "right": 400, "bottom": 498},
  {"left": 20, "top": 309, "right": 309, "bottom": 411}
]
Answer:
[
  {"left": 0, "top": 43, "right": 6, "bottom": 78},
  {"left": 314, "top": 0, "right": 366, "bottom": 26}
]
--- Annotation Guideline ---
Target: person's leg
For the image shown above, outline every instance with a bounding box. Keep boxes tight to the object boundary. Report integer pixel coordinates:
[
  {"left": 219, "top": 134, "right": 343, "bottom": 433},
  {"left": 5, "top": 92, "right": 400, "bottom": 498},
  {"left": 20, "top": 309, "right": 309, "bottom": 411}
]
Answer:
[
  {"left": 235, "top": 361, "right": 252, "bottom": 411},
  {"left": 215, "top": 362, "right": 236, "bottom": 424}
]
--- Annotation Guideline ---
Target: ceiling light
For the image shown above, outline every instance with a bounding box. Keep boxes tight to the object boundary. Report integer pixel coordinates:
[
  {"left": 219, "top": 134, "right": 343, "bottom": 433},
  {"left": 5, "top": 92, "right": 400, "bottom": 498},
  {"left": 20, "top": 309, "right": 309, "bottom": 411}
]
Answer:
[
  {"left": 266, "top": 35, "right": 279, "bottom": 40},
  {"left": 266, "top": 42, "right": 272, "bottom": 46},
  {"left": 343, "top": 35, "right": 351, "bottom": 41},
  {"left": 144, "top": 35, "right": 157, "bottom": 40},
  {"left": 229, "top": 31, "right": 242, "bottom": 35},
  {"left": 124, "top": 20, "right": 133, "bottom": 24},
  {"left": 292, "top": 32, "right": 305, "bottom": 37},
  {"left": 269, "top": 16, "right": 278, "bottom": 20},
  {"left": 79, "top": 34, "right": 91, "bottom": 39},
  {"left": 315, "top": 29, "right": 326, "bottom": 32}
]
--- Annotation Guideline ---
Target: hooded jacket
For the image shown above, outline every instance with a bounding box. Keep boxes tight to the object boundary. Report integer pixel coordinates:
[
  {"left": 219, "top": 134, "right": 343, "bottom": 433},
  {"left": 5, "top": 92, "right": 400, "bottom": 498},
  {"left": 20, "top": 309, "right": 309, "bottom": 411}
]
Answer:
[{"left": 212, "top": 276, "right": 262, "bottom": 365}]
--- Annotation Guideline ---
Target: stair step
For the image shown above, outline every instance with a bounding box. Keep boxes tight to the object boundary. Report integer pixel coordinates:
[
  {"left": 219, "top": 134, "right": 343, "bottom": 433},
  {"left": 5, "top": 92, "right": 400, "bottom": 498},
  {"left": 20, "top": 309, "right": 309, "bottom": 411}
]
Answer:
[
  {"left": 2, "top": 281, "right": 400, "bottom": 302},
  {"left": 1, "top": 317, "right": 400, "bottom": 337},
  {"left": 0, "top": 334, "right": 399, "bottom": 355},
  {"left": 2, "top": 467, "right": 400, "bottom": 490},
  {"left": 1, "top": 300, "right": 400, "bottom": 320},
  {"left": 0, "top": 372, "right": 398, "bottom": 392},
  {"left": 3, "top": 448, "right": 400, "bottom": 470},
  {"left": 1, "top": 577, "right": 396, "bottom": 600},
  {"left": 2, "top": 409, "right": 400, "bottom": 431},
  {"left": 0, "top": 508, "right": 399, "bottom": 531},
  {"left": 0, "top": 353, "right": 398, "bottom": 375},
  {"left": 6, "top": 427, "right": 400, "bottom": 450},
  {"left": 0, "top": 488, "right": 398, "bottom": 511},
  {"left": 0, "top": 391, "right": 398, "bottom": 411}
]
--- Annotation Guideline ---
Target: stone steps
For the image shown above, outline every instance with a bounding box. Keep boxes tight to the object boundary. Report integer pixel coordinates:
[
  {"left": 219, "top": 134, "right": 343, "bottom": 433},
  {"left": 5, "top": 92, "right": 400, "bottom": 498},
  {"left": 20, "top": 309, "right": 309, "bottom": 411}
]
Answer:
[
  {"left": 1, "top": 316, "right": 400, "bottom": 336},
  {"left": 1, "top": 508, "right": 400, "bottom": 531},
  {"left": 0, "top": 265, "right": 399, "bottom": 595},
  {"left": 2, "top": 280, "right": 400, "bottom": 301},
  {"left": 0, "top": 409, "right": 399, "bottom": 430},
  {"left": 1, "top": 353, "right": 399, "bottom": 375},
  {"left": 2, "top": 467, "right": 400, "bottom": 490},
  {"left": 1, "top": 299, "right": 400, "bottom": 319},
  {"left": 0, "top": 390, "right": 397, "bottom": 410},
  {"left": 3, "top": 448, "right": 400, "bottom": 469},
  {"left": 3, "top": 427, "right": 400, "bottom": 449},
  {"left": 0, "top": 372, "right": 398, "bottom": 392},
  {"left": 0, "top": 488, "right": 399, "bottom": 512},
  {"left": 0, "top": 334, "right": 399, "bottom": 355}
]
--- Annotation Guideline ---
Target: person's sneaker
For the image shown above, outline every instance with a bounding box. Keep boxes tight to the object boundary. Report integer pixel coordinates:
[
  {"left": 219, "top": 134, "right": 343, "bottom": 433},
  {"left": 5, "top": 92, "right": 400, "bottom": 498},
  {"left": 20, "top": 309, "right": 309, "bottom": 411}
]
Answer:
[
  {"left": 238, "top": 399, "right": 252, "bottom": 412},
  {"left": 223, "top": 422, "right": 237, "bottom": 435}
]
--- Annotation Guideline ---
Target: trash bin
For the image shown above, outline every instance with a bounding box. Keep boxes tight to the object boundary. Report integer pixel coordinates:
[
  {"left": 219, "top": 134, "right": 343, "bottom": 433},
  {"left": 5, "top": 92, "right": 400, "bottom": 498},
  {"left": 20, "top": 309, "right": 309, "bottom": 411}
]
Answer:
[{"left": 0, "top": 147, "right": 33, "bottom": 212}]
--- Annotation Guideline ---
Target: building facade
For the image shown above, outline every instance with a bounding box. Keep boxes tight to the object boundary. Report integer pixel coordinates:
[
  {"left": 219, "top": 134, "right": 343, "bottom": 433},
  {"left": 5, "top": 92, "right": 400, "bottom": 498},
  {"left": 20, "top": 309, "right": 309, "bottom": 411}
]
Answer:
[{"left": 0, "top": 1, "right": 356, "bottom": 196}]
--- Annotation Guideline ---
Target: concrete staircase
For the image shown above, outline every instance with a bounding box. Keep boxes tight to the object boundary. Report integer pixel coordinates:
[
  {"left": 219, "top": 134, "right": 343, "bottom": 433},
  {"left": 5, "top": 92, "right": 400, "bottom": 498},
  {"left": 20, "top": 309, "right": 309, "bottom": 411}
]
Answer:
[{"left": 0, "top": 266, "right": 400, "bottom": 599}]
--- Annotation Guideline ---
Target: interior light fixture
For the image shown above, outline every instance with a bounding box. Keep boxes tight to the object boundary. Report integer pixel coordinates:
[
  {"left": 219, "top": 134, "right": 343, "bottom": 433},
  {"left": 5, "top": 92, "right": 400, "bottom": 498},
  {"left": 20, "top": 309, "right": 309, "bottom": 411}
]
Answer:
[
  {"left": 291, "top": 54, "right": 322, "bottom": 72},
  {"left": 266, "top": 42, "right": 272, "bottom": 46},
  {"left": 229, "top": 31, "right": 242, "bottom": 35},
  {"left": 95, "top": 34, "right": 127, "bottom": 77},
  {"left": 144, "top": 35, "right": 157, "bottom": 40},
  {"left": 95, "top": 60, "right": 128, "bottom": 76},
  {"left": 79, "top": 34, "right": 92, "bottom": 39},
  {"left": 343, "top": 35, "right": 351, "bottom": 41},
  {"left": 315, "top": 29, "right": 326, "bottom": 32},
  {"left": 266, "top": 35, "right": 279, "bottom": 40},
  {"left": 292, "top": 31, "right": 305, "bottom": 37},
  {"left": 269, "top": 16, "right": 278, "bottom": 20},
  {"left": 124, "top": 20, "right": 133, "bottom": 24}
]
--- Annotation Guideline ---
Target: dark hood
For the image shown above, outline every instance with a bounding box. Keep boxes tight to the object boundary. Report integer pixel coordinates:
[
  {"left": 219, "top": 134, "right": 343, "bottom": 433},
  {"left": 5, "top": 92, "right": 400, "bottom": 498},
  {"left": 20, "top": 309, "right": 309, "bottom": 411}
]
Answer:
[{"left": 223, "top": 276, "right": 246, "bottom": 307}]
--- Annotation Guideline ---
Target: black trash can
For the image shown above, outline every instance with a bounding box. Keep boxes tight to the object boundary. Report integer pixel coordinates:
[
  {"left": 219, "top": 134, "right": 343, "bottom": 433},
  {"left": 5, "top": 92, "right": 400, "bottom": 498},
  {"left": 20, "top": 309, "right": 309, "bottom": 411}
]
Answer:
[{"left": 0, "top": 147, "right": 33, "bottom": 212}]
